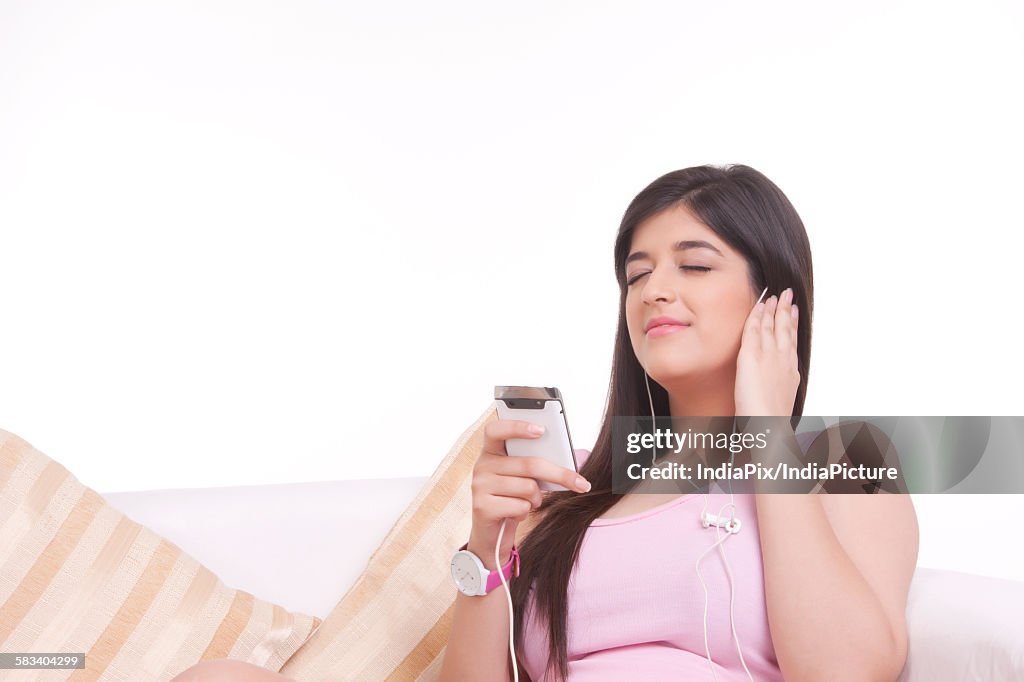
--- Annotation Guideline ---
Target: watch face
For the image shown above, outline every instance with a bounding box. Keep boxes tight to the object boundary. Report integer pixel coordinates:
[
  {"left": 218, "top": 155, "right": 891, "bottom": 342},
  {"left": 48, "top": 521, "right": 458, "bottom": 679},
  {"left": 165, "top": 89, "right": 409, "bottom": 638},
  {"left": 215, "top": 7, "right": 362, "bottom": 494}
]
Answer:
[{"left": 451, "top": 552, "right": 482, "bottom": 596}]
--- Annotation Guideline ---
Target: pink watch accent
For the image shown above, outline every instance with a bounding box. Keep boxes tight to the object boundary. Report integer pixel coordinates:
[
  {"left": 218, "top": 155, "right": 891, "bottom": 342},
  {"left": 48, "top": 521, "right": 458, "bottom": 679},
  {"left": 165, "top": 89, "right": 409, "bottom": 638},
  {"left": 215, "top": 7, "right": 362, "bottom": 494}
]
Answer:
[{"left": 459, "top": 542, "right": 520, "bottom": 594}]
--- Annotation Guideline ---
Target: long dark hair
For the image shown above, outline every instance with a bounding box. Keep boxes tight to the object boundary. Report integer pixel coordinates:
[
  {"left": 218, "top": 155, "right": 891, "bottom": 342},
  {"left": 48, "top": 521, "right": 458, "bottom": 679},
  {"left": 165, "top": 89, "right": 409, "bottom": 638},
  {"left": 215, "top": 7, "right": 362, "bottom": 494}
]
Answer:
[{"left": 509, "top": 164, "right": 814, "bottom": 681}]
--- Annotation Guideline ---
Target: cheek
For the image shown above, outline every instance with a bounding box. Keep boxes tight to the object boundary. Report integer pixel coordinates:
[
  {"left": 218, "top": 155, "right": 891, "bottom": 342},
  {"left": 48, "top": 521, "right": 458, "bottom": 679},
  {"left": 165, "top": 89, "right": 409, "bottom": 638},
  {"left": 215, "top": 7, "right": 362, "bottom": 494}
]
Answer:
[
  {"left": 629, "top": 326, "right": 646, "bottom": 359},
  {"left": 719, "top": 315, "right": 747, "bottom": 352},
  {"left": 700, "top": 313, "right": 746, "bottom": 354},
  {"left": 625, "top": 300, "right": 644, "bottom": 337}
]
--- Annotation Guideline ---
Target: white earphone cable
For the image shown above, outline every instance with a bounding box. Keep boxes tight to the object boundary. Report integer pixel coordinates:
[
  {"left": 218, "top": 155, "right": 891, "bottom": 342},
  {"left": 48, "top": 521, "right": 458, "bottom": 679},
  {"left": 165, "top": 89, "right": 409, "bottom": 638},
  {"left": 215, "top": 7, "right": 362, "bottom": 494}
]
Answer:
[
  {"left": 717, "top": 502, "right": 755, "bottom": 682},
  {"left": 497, "top": 517, "right": 519, "bottom": 682},
  {"left": 695, "top": 498, "right": 731, "bottom": 682},
  {"left": 646, "top": 368, "right": 756, "bottom": 682}
]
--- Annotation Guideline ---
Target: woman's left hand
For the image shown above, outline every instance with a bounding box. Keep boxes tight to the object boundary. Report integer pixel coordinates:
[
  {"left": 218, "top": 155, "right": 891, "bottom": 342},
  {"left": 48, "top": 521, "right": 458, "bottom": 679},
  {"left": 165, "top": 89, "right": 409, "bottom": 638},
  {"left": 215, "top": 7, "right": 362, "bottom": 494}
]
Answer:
[{"left": 734, "top": 287, "right": 801, "bottom": 417}]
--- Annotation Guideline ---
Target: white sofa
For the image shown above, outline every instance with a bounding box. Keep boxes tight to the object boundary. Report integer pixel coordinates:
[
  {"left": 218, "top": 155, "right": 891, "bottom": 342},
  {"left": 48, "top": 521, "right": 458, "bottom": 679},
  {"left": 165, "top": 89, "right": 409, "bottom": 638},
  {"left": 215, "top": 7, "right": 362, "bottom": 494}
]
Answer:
[
  {"left": 101, "top": 480, "right": 1024, "bottom": 681},
  {"left": 102, "top": 477, "right": 426, "bottom": 621}
]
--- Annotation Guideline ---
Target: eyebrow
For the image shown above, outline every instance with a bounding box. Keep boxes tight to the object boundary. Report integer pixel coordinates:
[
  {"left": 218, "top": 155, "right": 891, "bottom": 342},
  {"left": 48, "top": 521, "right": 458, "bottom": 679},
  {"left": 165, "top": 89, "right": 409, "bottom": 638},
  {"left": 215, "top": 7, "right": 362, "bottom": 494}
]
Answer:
[{"left": 625, "top": 240, "right": 725, "bottom": 265}]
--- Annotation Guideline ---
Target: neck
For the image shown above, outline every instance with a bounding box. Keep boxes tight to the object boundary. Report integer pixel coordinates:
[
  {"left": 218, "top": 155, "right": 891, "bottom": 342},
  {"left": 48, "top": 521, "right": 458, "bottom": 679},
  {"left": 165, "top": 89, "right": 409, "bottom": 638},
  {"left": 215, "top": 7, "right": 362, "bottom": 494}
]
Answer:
[{"left": 665, "top": 366, "right": 737, "bottom": 418}]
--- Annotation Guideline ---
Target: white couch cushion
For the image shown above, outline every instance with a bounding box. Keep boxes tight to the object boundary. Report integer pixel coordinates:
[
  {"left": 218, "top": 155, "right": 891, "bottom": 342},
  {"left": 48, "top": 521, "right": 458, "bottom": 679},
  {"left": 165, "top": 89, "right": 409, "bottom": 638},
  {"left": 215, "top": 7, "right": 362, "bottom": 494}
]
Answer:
[
  {"left": 102, "top": 477, "right": 428, "bottom": 620},
  {"left": 898, "top": 566, "right": 1024, "bottom": 681}
]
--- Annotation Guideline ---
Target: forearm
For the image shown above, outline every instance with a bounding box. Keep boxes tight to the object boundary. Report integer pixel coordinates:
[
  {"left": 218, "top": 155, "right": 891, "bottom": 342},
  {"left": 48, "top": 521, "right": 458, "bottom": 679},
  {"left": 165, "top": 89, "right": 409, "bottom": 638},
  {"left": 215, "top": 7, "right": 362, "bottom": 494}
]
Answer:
[{"left": 754, "top": 493, "right": 899, "bottom": 681}]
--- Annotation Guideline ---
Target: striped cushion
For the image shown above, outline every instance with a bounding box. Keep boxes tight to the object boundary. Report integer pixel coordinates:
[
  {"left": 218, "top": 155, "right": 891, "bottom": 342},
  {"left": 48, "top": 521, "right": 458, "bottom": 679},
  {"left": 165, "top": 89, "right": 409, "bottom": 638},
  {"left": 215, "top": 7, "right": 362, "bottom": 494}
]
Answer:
[
  {"left": 280, "top": 405, "right": 530, "bottom": 681},
  {"left": 0, "top": 428, "right": 321, "bottom": 680}
]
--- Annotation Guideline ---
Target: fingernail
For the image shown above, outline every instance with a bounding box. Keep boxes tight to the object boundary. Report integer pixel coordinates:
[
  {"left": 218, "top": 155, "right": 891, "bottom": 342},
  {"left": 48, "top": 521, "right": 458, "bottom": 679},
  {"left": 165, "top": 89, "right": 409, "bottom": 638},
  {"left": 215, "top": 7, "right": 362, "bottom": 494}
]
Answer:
[
  {"left": 576, "top": 476, "right": 591, "bottom": 492},
  {"left": 528, "top": 424, "right": 545, "bottom": 435}
]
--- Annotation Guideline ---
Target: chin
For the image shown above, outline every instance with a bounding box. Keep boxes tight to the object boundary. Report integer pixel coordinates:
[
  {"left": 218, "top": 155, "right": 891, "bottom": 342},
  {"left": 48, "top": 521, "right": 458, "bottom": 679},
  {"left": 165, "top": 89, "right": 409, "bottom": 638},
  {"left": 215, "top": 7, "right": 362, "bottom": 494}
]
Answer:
[
  {"left": 651, "top": 358, "right": 728, "bottom": 387},
  {"left": 646, "top": 361, "right": 701, "bottom": 385}
]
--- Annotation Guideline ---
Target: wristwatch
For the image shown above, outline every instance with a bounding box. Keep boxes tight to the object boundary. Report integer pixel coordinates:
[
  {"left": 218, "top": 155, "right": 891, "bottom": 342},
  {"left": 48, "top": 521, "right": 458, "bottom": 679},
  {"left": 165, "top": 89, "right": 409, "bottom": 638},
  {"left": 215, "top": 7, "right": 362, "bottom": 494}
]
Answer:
[{"left": 450, "top": 542, "right": 520, "bottom": 596}]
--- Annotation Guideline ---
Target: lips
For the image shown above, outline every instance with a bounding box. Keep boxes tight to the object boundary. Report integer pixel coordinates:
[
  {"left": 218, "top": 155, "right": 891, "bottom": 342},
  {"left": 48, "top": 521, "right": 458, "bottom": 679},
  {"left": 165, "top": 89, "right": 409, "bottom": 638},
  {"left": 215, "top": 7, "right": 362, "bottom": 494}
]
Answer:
[{"left": 644, "top": 316, "right": 691, "bottom": 333}]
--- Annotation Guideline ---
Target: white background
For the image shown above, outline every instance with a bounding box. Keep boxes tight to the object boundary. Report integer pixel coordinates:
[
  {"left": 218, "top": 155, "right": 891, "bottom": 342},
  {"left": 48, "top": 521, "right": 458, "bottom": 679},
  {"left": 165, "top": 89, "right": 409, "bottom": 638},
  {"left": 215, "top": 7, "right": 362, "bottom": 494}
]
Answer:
[{"left": 2, "top": 1, "right": 1022, "bottom": 580}]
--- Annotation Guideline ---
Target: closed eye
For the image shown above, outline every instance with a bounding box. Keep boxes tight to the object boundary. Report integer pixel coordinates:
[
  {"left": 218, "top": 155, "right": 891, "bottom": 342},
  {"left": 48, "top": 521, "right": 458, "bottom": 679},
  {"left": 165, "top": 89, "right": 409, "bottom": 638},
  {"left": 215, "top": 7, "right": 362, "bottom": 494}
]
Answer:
[{"left": 626, "top": 266, "right": 711, "bottom": 286}]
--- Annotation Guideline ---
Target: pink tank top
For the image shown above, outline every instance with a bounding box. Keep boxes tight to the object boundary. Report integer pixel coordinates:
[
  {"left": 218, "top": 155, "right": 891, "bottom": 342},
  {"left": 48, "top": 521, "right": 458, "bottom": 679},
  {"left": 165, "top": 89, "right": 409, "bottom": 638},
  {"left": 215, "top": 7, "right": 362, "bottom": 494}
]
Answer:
[{"left": 519, "top": 448, "right": 785, "bottom": 681}]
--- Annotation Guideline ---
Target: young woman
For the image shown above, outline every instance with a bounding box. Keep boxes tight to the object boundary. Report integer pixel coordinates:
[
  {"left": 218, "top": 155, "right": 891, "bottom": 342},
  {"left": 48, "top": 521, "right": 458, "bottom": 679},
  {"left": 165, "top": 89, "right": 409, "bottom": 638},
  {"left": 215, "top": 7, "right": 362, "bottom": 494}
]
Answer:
[{"left": 441, "top": 165, "right": 919, "bottom": 681}]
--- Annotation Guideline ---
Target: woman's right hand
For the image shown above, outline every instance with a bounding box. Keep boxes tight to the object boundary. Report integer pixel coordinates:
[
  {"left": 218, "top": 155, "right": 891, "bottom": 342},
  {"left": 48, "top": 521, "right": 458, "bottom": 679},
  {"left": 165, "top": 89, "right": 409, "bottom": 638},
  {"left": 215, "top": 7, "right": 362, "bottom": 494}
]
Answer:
[{"left": 466, "top": 419, "right": 591, "bottom": 567}]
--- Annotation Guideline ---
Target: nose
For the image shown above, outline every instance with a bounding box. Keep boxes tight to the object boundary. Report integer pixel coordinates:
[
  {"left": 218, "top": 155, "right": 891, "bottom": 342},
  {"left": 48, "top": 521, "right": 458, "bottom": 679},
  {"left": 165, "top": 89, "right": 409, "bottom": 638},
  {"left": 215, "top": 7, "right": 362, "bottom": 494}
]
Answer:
[{"left": 639, "top": 264, "right": 677, "bottom": 306}]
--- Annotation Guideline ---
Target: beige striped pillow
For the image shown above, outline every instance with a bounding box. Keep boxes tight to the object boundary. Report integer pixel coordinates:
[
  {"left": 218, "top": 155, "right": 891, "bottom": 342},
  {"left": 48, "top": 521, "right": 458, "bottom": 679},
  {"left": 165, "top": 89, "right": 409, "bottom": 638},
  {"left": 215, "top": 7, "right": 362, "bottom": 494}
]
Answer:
[
  {"left": 0, "top": 428, "right": 321, "bottom": 681},
  {"left": 280, "top": 404, "right": 535, "bottom": 682}
]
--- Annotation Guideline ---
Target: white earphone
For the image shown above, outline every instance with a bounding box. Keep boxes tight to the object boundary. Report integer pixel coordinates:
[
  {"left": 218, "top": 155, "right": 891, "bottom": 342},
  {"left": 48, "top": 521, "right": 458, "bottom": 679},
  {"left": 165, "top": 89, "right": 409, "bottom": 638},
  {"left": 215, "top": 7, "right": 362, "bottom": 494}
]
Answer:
[{"left": 702, "top": 511, "right": 742, "bottom": 534}]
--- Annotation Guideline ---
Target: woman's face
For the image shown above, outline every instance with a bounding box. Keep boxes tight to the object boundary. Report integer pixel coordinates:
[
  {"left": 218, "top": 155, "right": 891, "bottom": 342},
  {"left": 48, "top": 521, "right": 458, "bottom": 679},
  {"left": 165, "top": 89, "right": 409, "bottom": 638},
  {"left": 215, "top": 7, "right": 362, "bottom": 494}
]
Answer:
[{"left": 624, "top": 204, "right": 760, "bottom": 386}]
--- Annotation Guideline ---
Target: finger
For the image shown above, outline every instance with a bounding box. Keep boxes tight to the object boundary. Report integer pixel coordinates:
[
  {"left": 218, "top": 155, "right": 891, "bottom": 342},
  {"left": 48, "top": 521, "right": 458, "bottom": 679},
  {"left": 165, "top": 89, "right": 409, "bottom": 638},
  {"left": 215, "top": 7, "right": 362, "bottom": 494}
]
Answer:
[
  {"left": 499, "top": 455, "right": 590, "bottom": 492},
  {"left": 483, "top": 418, "right": 544, "bottom": 456},
  {"left": 760, "top": 295, "right": 778, "bottom": 348},
  {"left": 775, "top": 288, "right": 795, "bottom": 349},
  {"left": 743, "top": 295, "right": 766, "bottom": 348},
  {"left": 490, "top": 474, "right": 545, "bottom": 509},
  {"left": 481, "top": 493, "right": 534, "bottom": 522}
]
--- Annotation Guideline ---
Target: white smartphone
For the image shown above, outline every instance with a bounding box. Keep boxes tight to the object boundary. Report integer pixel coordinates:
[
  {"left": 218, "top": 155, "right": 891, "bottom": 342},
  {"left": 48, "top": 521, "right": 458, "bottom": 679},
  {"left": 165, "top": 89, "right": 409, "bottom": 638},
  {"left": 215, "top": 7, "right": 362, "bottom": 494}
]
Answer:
[{"left": 494, "top": 385, "right": 579, "bottom": 492}]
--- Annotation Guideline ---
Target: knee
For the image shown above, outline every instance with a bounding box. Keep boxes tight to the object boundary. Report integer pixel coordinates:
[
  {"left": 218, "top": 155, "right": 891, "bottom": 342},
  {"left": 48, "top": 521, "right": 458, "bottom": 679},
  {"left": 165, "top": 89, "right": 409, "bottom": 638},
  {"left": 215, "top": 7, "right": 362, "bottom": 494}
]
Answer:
[{"left": 170, "top": 659, "right": 291, "bottom": 682}]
